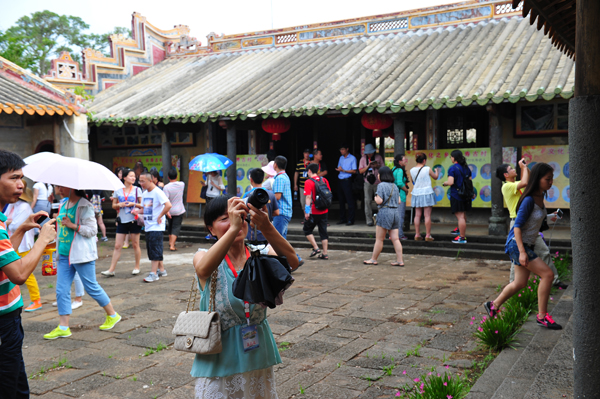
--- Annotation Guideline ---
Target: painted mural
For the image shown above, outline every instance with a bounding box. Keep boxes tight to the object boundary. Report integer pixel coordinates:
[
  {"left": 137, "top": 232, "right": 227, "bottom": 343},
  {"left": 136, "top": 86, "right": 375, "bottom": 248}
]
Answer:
[
  {"left": 410, "top": 6, "right": 492, "bottom": 27},
  {"left": 242, "top": 36, "right": 274, "bottom": 48},
  {"left": 299, "top": 24, "right": 366, "bottom": 41}
]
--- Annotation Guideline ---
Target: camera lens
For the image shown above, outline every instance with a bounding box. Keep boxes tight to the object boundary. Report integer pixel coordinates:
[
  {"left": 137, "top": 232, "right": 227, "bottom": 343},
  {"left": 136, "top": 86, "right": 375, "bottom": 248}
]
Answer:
[{"left": 247, "top": 188, "right": 269, "bottom": 209}]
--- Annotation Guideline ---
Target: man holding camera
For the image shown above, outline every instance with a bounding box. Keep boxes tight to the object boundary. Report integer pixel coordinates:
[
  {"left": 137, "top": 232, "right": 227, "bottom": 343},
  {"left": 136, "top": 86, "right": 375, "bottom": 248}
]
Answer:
[
  {"left": 496, "top": 159, "right": 567, "bottom": 289},
  {"left": 358, "top": 144, "right": 384, "bottom": 227},
  {"left": 0, "top": 149, "right": 57, "bottom": 398}
]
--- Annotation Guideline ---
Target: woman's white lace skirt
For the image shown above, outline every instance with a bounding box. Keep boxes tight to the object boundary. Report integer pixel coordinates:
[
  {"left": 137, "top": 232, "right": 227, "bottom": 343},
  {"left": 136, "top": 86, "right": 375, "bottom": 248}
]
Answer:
[{"left": 195, "top": 367, "right": 278, "bottom": 399}]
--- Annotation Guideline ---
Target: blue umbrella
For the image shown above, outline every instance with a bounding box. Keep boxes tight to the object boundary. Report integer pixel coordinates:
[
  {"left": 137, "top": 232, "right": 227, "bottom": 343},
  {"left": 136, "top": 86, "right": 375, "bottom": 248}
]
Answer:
[{"left": 189, "top": 153, "right": 233, "bottom": 172}]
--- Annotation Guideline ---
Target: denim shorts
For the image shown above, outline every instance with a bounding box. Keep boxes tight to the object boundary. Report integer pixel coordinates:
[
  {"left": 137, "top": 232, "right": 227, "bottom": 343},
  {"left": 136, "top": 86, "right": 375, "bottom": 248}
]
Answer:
[{"left": 506, "top": 239, "right": 538, "bottom": 266}]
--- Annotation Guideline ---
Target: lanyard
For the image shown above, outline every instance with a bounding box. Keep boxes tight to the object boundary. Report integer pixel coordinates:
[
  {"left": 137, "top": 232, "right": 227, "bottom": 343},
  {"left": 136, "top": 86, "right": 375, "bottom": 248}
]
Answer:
[{"left": 225, "top": 248, "right": 251, "bottom": 325}]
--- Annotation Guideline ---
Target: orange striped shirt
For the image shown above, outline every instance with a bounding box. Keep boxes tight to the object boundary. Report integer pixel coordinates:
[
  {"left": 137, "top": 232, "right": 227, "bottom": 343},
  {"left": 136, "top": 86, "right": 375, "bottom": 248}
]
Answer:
[{"left": 0, "top": 212, "right": 22, "bottom": 315}]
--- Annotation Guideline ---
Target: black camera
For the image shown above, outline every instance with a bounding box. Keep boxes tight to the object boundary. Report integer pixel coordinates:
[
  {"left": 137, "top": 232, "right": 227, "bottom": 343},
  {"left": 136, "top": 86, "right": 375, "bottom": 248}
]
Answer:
[{"left": 245, "top": 188, "right": 270, "bottom": 210}]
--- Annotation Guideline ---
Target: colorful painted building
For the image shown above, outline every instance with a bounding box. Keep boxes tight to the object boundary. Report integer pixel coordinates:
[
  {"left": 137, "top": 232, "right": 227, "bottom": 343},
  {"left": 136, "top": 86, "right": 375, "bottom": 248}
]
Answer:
[{"left": 77, "top": 0, "right": 572, "bottom": 228}]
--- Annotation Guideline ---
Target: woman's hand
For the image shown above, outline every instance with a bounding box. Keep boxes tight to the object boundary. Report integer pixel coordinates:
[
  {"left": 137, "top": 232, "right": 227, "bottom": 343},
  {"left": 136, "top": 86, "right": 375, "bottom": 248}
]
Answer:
[
  {"left": 247, "top": 204, "right": 270, "bottom": 231},
  {"left": 62, "top": 216, "right": 76, "bottom": 230},
  {"left": 519, "top": 251, "right": 529, "bottom": 268},
  {"left": 228, "top": 197, "right": 248, "bottom": 234}
]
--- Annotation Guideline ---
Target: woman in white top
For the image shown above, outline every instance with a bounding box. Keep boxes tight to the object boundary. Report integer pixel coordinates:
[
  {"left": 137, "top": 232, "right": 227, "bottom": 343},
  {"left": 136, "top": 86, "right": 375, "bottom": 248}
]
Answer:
[
  {"left": 102, "top": 169, "right": 143, "bottom": 277},
  {"left": 201, "top": 171, "right": 225, "bottom": 202},
  {"left": 410, "top": 152, "right": 439, "bottom": 241}
]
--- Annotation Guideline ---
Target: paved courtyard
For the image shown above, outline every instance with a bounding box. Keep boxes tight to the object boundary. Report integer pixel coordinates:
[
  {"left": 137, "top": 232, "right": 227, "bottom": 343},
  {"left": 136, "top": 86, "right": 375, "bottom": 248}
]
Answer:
[{"left": 23, "top": 239, "right": 512, "bottom": 398}]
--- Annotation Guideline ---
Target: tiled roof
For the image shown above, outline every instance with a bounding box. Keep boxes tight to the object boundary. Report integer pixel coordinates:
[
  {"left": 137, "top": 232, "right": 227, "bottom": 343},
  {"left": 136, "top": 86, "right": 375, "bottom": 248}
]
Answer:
[
  {"left": 0, "top": 56, "right": 84, "bottom": 116},
  {"left": 88, "top": 15, "right": 575, "bottom": 126}
]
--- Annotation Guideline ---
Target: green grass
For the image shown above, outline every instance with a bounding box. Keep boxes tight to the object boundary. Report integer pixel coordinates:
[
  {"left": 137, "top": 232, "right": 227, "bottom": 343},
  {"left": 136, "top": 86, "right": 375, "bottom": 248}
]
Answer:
[
  {"left": 47, "top": 284, "right": 54, "bottom": 288},
  {"left": 553, "top": 251, "right": 572, "bottom": 281},
  {"left": 405, "top": 344, "right": 422, "bottom": 357},
  {"left": 29, "top": 356, "right": 71, "bottom": 379},
  {"left": 299, "top": 383, "right": 305, "bottom": 394},
  {"left": 383, "top": 364, "right": 395, "bottom": 376},
  {"left": 396, "top": 371, "right": 467, "bottom": 399},
  {"left": 278, "top": 342, "right": 291, "bottom": 352},
  {"left": 143, "top": 342, "right": 168, "bottom": 356}
]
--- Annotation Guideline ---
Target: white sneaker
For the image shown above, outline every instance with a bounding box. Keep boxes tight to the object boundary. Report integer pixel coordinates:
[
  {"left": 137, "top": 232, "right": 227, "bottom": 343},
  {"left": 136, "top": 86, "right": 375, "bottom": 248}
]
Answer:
[
  {"left": 71, "top": 301, "right": 83, "bottom": 310},
  {"left": 131, "top": 269, "right": 140, "bottom": 275},
  {"left": 101, "top": 270, "right": 115, "bottom": 277},
  {"left": 143, "top": 273, "right": 159, "bottom": 283},
  {"left": 157, "top": 269, "right": 168, "bottom": 277},
  {"left": 52, "top": 301, "right": 57, "bottom": 307}
]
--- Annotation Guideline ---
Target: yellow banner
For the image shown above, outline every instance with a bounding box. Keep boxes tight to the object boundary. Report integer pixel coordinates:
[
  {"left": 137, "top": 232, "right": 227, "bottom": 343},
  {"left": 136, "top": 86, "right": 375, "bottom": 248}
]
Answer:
[
  {"left": 402, "top": 147, "right": 517, "bottom": 208},
  {"left": 112, "top": 155, "right": 180, "bottom": 180},
  {"left": 223, "top": 154, "right": 270, "bottom": 197},
  {"left": 522, "top": 145, "right": 570, "bottom": 209}
]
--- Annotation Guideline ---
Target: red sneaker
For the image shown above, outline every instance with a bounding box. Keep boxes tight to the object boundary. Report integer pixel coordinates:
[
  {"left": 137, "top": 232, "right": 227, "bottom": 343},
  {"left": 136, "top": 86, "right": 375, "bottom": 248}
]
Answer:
[{"left": 536, "top": 313, "right": 562, "bottom": 330}]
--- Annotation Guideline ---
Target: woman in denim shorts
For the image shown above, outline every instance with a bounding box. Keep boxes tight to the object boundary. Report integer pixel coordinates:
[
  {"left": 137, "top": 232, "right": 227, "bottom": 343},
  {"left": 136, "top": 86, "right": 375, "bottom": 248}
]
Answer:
[{"left": 483, "top": 163, "right": 562, "bottom": 330}]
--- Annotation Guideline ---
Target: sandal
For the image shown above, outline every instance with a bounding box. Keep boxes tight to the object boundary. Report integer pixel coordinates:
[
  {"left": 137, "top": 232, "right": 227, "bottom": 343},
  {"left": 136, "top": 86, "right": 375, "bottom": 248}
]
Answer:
[
  {"left": 390, "top": 262, "right": 405, "bottom": 267},
  {"left": 170, "top": 247, "right": 178, "bottom": 251},
  {"left": 414, "top": 236, "right": 423, "bottom": 241},
  {"left": 363, "top": 259, "right": 378, "bottom": 265},
  {"left": 310, "top": 248, "right": 321, "bottom": 257},
  {"left": 425, "top": 236, "right": 435, "bottom": 242},
  {"left": 318, "top": 254, "right": 329, "bottom": 260}
]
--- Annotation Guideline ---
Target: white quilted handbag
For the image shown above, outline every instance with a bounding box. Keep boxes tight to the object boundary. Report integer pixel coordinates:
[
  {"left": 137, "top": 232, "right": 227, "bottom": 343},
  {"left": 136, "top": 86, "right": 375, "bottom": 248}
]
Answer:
[{"left": 172, "top": 271, "right": 222, "bottom": 355}]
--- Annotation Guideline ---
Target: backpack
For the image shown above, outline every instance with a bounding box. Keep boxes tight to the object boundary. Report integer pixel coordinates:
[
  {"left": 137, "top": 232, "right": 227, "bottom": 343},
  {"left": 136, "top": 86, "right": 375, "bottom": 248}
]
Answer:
[
  {"left": 309, "top": 178, "right": 332, "bottom": 210},
  {"left": 457, "top": 166, "right": 474, "bottom": 200}
]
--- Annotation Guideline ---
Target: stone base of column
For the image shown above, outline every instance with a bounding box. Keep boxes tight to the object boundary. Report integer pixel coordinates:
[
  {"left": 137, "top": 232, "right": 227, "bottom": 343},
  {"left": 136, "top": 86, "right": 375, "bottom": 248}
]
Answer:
[
  {"left": 488, "top": 216, "right": 507, "bottom": 236},
  {"left": 571, "top": 95, "right": 600, "bottom": 397}
]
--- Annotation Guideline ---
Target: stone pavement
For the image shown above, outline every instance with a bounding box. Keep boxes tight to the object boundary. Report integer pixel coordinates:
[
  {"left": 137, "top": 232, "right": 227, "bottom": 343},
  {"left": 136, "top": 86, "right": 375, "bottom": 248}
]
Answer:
[{"left": 23, "top": 239, "right": 514, "bottom": 398}]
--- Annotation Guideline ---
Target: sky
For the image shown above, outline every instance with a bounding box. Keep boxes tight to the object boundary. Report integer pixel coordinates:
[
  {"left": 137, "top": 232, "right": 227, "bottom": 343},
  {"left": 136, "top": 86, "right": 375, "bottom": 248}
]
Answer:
[{"left": 0, "top": 0, "right": 460, "bottom": 44}]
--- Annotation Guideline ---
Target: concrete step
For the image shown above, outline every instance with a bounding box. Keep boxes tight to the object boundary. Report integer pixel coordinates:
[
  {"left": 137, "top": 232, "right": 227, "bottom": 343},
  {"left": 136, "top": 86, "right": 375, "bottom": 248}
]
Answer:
[{"left": 467, "top": 285, "right": 574, "bottom": 399}]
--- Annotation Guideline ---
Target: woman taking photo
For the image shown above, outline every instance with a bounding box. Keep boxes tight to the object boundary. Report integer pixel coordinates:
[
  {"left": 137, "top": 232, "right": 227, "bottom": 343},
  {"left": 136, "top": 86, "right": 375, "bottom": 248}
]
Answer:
[
  {"left": 410, "top": 153, "right": 438, "bottom": 241},
  {"left": 392, "top": 154, "right": 409, "bottom": 240},
  {"left": 102, "top": 169, "right": 142, "bottom": 277},
  {"left": 44, "top": 186, "right": 121, "bottom": 339},
  {"left": 363, "top": 167, "right": 404, "bottom": 266},
  {"left": 484, "top": 163, "right": 561, "bottom": 330},
  {"left": 442, "top": 150, "right": 472, "bottom": 244},
  {"left": 192, "top": 196, "right": 299, "bottom": 398}
]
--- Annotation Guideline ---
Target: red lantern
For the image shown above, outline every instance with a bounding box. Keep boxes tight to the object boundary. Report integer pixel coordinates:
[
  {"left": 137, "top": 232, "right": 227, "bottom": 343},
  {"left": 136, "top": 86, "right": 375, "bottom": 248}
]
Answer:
[
  {"left": 361, "top": 114, "right": 392, "bottom": 138},
  {"left": 262, "top": 119, "right": 291, "bottom": 141}
]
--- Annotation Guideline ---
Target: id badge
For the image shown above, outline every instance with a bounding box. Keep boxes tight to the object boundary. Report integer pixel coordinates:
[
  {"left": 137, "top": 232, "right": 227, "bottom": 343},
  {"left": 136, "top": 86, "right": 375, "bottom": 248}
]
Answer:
[{"left": 241, "top": 324, "right": 260, "bottom": 352}]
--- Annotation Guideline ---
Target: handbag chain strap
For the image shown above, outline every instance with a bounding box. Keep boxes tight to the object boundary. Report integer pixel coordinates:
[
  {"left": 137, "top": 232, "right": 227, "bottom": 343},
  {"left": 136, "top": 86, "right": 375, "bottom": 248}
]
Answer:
[{"left": 186, "top": 269, "right": 218, "bottom": 313}]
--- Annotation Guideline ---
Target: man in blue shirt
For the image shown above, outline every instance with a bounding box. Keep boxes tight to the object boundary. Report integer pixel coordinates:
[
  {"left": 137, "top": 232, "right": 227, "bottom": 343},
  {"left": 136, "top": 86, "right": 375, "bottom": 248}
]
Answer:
[
  {"left": 335, "top": 143, "right": 357, "bottom": 226},
  {"left": 272, "top": 156, "right": 304, "bottom": 266}
]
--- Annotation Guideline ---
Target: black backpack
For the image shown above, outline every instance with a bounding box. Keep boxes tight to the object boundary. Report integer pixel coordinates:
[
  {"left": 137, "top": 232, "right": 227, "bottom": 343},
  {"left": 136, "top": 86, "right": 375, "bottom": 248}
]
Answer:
[
  {"left": 457, "top": 166, "right": 474, "bottom": 200},
  {"left": 309, "top": 178, "right": 332, "bottom": 210}
]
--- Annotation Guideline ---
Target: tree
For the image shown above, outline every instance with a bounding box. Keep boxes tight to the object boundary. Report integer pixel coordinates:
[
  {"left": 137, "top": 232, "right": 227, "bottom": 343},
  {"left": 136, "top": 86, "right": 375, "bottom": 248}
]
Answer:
[
  {"left": 85, "top": 27, "right": 132, "bottom": 57},
  {"left": 1, "top": 11, "right": 90, "bottom": 75},
  {"left": 0, "top": 10, "right": 132, "bottom": 75}
]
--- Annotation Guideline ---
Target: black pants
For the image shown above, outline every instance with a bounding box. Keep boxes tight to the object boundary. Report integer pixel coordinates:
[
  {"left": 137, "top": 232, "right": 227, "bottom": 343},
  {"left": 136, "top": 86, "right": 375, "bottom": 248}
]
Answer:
[
  {"left": 303, "top": 213, "right": 329, "bottom": 241},
  {"left": 0, "top": 313, "right": 29, "bottom": 398},
  {"left": 338, "top": 179, "right": 355, "bottom": 223}
]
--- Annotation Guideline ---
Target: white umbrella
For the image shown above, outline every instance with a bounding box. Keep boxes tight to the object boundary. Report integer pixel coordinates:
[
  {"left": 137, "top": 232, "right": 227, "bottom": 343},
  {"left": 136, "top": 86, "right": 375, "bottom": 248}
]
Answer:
[
  {"left": 23, "top": 155, "right": 124, "bottom": 191},
  {"left": 23, "top": 152, "right": 61, "bottom": 165}
]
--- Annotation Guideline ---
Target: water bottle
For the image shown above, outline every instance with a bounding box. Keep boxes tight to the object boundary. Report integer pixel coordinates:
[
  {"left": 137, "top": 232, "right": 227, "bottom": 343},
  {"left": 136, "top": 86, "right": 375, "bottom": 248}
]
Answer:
[{"left": 294, "top": 191, "right": 298, "bottom": 201}]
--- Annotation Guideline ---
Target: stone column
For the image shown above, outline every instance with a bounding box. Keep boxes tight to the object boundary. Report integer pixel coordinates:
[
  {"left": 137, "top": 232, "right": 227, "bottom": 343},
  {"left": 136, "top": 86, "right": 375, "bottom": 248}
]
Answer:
[
  {"left": 487, "top": 105, "right": 506, "bottom": 236},
  {"left": 573, "top": 0, "right": 600, "bottom": 395},
  {"left": 161, "top": 132, "right": 171, "bottom": 180},
  {"left": 226, "top": 124, "right": 237, "bottom": 196},
  {"left": 205, "top": 122, "right": 215, "bottom": 153},
  {"left": 393, "top": 119, "right": 406, "bottom": 157},
  {"left": 53, "top": 116, "right": 61, "bottom": 155}
]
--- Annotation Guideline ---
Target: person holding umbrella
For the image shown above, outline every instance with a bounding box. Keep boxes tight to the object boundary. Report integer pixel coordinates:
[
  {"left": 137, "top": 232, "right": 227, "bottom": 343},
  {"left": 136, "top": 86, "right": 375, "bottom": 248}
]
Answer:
[{"left": 43, "top": 186, "right": 121, "bottom": 339}]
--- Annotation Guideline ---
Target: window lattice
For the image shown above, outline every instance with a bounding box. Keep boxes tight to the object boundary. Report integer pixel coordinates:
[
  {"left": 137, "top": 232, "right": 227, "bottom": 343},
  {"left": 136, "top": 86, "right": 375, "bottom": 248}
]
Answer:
[
  {"left": 496, "top": 1, "right": 523, "bottom": 15},
  {"left": 369, "top": 18, "right": 408, "bottom": 33},
  {"left": 276, "top": 33, "right": 297, "bottom": 44}
]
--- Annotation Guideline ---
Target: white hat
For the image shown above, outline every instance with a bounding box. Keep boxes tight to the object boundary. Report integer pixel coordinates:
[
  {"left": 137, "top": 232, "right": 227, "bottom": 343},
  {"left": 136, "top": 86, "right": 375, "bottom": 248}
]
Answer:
[{"left": 262, "top": 161, "right": 276, "bottom": 177}]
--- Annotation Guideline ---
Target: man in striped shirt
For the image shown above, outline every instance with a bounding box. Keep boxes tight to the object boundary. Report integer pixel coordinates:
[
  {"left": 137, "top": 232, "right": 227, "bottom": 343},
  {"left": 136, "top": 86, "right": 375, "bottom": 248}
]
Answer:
[{"left": 0, "top": 149, "right": 57, "bottom": 398}]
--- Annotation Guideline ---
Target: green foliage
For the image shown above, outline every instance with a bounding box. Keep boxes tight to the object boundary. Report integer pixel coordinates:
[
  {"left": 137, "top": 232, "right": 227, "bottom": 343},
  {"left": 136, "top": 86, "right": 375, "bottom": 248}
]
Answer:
[
  {"left": 507, "top": 277, "right": 539, "bottom": 312},
  {"left": 29, "top": 356, "right": 71, "bottom": 379},
  {"left": 383, "top": 364, "right": 395, "bottom": 376},
  {"left": 144, "top": 342, "right": 168, "bottom": 356},
  {"left": 473, "top": 314, "right": 522, "bottom": 351},
  {"left": 298, "top": 383, "right": 305, "bottom": 394},
  {"left": 0, "top": 10, "right": 131, "bottom": 74},
  {"left": 463, "top": 352, "right": 497, "bottom": 389},
  {"left": 73, "top": 85, "right": 94, "bottom": 101},
  {"left": 398, "top": 372, "right": 467, "bottom": 399},
  {"left": 552, "top": 251, "right": 572, "bottom": 281},
  {"left": 278, "top": 342, "right": 291, "bottom": 352},
  {"left": 406, "top": 344, "right": 422, "bottom": 357}
]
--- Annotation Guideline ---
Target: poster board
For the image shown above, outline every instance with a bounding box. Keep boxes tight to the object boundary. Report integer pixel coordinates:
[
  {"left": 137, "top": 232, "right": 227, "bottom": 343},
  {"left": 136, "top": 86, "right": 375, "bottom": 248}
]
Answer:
[
  {"left": 403, "top": 147, "right": 517, "bottom": 208},
  {"left": 186, "top": 154, "right": 269, "bottom": 203},
  {"left": 522, "top": 145, "right": 570, "bottom": 208},
  {"left": 112, "top": 155, "right": 181, "bottom": 180}
]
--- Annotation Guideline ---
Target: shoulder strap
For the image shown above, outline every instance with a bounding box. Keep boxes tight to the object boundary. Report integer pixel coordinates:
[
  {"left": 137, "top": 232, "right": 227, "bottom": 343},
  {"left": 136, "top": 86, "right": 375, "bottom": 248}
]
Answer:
[{"left": 413, "top": 166, "right": 424, "bottom": 183}]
